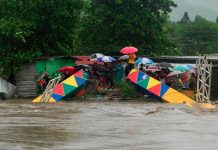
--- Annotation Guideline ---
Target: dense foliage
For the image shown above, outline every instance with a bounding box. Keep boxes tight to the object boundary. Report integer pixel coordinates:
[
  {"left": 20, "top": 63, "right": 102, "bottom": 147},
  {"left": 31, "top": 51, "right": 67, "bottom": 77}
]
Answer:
[
  {"left": 167, "top": 14, "right": 218, "bottom": 55},
  {"left": 3, "top": 0, "right": 218, "bottom": 78},
  {"left": 0, "top": 0, "right": 88, "bottom": 77},
  {"left": 79, "top": 0, "right": 177, "bottom": 55},
  {"left": 0, "top": 0, "right": 177, "bottom": 77}
]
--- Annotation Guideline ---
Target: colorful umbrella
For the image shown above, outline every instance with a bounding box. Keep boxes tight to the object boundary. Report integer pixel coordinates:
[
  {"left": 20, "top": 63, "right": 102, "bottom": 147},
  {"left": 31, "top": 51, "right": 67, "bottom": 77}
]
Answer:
[
  {"left": 167, "top": 71, "right": 183, "bottom": 77},
  {"left": 58, "top": 66, "right": 76, "bottom": 75},
  {"left": 174, "top": 65, "right": 189, "bottom": 72},
  {"left": 146, "top": 65, "right": 161, "bottom": 72},
  {"left": 118, "top": 55, "right": 129, "bottom": 60},
  {"left": 135, "top": 58, "right": 154, "bottom": 65},
  {"left": 89, "top": 53, "right": 105, "bottom": 61},
  {"left": 156, "top": 62, "right": 173, "bottom": 68},
  {"left": 120, "top": 46, "right": 138, "bottom": 54},
  {"left": 98, "top": 56, "right": 116, "bottom": 63}
]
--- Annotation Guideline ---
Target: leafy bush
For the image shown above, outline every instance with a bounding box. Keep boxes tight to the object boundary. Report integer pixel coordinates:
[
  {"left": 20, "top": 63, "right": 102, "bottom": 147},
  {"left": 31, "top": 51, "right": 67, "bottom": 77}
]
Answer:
[
  {"left": 0, "top": 0, "right": 88, "bottom": 77},
  {"left": 116, "top": 80, "right": 139, "bottom": 99}
]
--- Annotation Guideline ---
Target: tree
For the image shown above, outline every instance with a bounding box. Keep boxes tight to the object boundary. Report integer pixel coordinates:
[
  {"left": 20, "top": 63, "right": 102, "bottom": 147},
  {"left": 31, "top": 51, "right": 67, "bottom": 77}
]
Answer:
[
  {"left": 0, "top": 0, "right": 88, "bottom": 77},
  {"left": 80, "top": 0, "right": 177, "bottom": 55},
  {"left": 168, "top": 15, "right": 218, "bottom": 55},
  {"left": 180, "top": 12, "right": 191, "bottom": 24},
  {"left": 216, "top": 16, "right": 218, "bottom": 24}
]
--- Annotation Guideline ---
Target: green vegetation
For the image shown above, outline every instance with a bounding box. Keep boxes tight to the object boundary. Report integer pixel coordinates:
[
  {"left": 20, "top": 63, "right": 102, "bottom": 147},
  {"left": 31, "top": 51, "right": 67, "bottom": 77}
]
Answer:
[
  {"left": 116, "top": 81, "right": 139, "bottom": 99},
  {"left": 0, "top": 0, "right": 177, "bottom": 77},
  {"left": 0, "top": 0, "right": 88, "bottom": 77},
  {"left": 1, "top": 0, "right": 218, "bottom": 77},
  {"left": 167, "top": 14, "right": 218, "bottom": 55},
  {"left": 79, "top": 0, "right": 177, "bottom": 55}
]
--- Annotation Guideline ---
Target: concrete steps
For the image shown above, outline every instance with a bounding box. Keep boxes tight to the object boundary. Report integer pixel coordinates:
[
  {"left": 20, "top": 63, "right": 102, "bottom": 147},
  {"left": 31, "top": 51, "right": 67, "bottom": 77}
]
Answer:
[
  {"left": 16, "top": 75, "right": 36, "bottom": 82},
  {"left": 15, "top": 63, "right": 37, "bottom": 98}
]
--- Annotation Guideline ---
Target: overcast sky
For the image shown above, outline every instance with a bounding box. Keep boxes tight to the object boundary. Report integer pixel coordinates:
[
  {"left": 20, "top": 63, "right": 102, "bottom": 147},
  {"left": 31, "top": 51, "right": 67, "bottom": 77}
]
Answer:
[{"left": 170, "top": 0, "right": 218, "bottom": 21}]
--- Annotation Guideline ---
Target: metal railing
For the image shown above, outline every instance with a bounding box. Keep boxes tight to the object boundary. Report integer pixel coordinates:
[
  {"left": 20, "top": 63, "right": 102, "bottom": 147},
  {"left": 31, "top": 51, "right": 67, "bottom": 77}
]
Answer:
[
  {"left": 40, "top": 76, "right": 61, "bottom": 102},
  {"left": 196, "top": 55, "right": 212, "bottom": 103}
]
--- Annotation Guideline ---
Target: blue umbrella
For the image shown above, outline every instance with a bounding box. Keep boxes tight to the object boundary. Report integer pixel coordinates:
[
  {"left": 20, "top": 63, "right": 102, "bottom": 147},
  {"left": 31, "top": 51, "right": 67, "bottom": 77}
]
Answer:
[
  {"left": 98, "top": 56, "right": 116, "bottom": 63},
  {"left": 185, "top": 64, "right": 194, "bottom": 70},
  {"left": 174, "top": 65, "right": 189, "bottom": 72},
  {"left": 135, "top": 58, "right": 154, "bottom": 65},
  {"left": 89, "top": 53, "right": 105, "bottom": 61}
]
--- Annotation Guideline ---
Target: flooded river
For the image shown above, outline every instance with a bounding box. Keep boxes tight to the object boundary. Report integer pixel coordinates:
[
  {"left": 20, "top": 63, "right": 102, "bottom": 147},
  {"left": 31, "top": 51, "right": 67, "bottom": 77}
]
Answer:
[{"left": 0, "top": 100, "right": 218, "bottom": 150}]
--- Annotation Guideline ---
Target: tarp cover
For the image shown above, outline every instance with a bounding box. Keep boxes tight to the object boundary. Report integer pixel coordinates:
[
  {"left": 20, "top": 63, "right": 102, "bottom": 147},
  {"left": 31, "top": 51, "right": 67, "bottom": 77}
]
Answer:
[{"left": 0, "top": 78, "right": 17, "bottom": 99}]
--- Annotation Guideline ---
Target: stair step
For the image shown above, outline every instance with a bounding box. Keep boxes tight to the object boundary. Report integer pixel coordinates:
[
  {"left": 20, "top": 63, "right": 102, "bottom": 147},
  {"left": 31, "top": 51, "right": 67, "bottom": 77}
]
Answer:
[
  {"left": 21, "top": 64, "right": 35, "bottom": 67},
  {"left": 16, "top": 73, "right": 36, "bottom": 76},
  {"left": 16, "top": 76, "right": 36, "bottom": 82},
  {"left": 17, "top": 84, "right": 36, "bottom": 88},
  {"left": 20, "top": 67, "right": 35, "bottom": 70},
  {"left": 17, "top": 91, "right": 36, "bottom": 95},
  {"left": 17, "top": 86, "right": 36, "bottom": 91},
  {"left": 18, "top": 94, "right": 37, "bottom": 98},
  {"left": 17, "top": 81, "right": 36, "bottom": 85}
]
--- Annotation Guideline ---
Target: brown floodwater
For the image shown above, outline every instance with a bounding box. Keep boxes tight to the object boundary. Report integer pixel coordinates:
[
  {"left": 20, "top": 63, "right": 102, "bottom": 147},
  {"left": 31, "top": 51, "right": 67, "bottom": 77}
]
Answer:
[{"left": 0, "top": 99, "right": 218, "bottom": 150}]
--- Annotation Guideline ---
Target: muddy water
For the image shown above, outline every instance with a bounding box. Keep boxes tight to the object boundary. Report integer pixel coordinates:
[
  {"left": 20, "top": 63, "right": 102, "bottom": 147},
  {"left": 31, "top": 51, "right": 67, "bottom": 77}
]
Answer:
[{"left": 0, "top": 100, "right": 218, "bottom": 150}]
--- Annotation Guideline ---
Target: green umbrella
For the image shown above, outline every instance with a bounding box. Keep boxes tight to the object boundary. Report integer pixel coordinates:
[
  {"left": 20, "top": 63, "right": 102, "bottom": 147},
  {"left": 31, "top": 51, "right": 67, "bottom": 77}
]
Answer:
[{"left": 174, "top": 65, "right": 189, "bottom": 72}]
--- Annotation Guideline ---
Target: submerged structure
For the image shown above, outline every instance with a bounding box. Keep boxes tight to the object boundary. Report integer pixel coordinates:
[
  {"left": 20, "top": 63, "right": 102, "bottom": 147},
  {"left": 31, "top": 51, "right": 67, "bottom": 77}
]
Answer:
[{"left": 33, "top": 70, "right": 88, "bottom": 103}]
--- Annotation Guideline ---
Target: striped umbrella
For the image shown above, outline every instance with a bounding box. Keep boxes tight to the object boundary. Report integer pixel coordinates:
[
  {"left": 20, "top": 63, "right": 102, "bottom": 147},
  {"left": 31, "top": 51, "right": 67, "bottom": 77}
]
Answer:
[
  {"left": 98, "top": 56, "right": 116, "bottom": 63},
  {"left": 89, "top": 53, "right": 105, "bottom": 61}
]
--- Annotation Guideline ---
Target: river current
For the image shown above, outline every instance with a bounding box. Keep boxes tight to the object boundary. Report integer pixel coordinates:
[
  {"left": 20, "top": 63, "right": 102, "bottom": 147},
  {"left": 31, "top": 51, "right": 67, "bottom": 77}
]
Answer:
[{"left": 0, "top": 99, "right": 218, "bottom": 150}]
